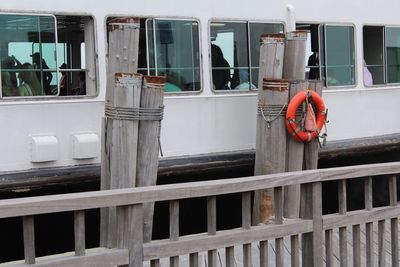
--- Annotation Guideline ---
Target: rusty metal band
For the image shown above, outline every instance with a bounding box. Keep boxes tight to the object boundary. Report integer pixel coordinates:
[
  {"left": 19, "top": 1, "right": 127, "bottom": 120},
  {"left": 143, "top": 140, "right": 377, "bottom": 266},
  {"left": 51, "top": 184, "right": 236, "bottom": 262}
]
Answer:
[
  {"left": 262, "top": 80, "right": 289, "bottom": 92},
  {"left": 104, "top": 103, "right": 164, "bottom": 121}
]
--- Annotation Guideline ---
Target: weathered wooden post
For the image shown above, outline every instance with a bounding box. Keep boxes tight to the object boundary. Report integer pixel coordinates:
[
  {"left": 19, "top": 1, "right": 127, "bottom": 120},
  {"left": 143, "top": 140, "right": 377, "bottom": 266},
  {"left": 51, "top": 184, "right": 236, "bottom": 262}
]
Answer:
[
  {"left": 282, "top": 30, "right": 308, "bottom": 218},
  {"left": 253, "top": 34, "right": 286, "bottom": 224},
  {"left": 100, "top": 17, "right": 140, "bottom": 248},
  {"left": 301, "top": 80, "right": 324, "bottom": 266},
  {"left": 283, "top": 31, "right": 307, "bottom": 79},
  {"left": 136, "top": 76, "right": 166, "bottom": 242}
]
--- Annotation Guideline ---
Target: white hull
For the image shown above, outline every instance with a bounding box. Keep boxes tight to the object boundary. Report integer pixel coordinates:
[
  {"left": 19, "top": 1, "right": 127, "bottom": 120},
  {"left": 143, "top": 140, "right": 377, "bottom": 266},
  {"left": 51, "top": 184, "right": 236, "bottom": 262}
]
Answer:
[{"left": 0, "top": 0, "right": 400, "bottom": 173}]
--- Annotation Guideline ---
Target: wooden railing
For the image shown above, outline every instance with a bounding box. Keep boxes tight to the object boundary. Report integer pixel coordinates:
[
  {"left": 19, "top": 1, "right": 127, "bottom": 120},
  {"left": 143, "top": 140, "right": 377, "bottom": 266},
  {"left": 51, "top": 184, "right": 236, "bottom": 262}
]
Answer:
[{"left": 1, "top": 161, "right": 400, "bottom": 266}]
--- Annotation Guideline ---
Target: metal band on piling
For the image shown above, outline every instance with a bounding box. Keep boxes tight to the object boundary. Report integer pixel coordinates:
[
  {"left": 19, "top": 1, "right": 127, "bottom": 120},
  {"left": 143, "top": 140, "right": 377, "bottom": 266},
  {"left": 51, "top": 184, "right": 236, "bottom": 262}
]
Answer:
[
  {"left": 262, "top": 78, "right": 289, "bottom": 92},
  {"left": 260, "top": 33, "right": 286, "bottom": 44},
  {"left": 107, "top": 17, "right": 140, "bottom": 31},
  {"left": 286, "top": 30, "right": 308, "bottom": 41}
]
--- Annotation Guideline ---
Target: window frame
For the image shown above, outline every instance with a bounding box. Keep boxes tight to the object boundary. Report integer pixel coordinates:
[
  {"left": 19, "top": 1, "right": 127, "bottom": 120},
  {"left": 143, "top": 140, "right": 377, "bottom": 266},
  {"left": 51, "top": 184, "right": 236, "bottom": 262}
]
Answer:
[
  {"left": 0, "top": 13, "right": 59, "bottom": 99},
  {"left": 0, "top": 12, "right": 98, "bottom": 100},
  {"left": 208, "top": 19, "right": 285, "bottom": 94},
  {"left": 322, "top": 23, "right": 357, "bottom": 89},
  {"left": 143, "top": 17, "right": 203, "bottom": 95},
  {"left": 384, "top": 26, "right": 400, "bottom": 86},
  {"left": 362, "top": 24, "right": 386, "bottom": 88},
  {"left": 362, "top": 24, "right": 400, "bottom": 88}
]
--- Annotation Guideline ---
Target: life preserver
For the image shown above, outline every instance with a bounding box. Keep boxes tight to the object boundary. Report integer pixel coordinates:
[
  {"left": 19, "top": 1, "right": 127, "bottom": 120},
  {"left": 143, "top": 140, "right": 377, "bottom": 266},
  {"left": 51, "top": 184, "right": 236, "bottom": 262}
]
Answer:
[{"left": 286, "top": 90, "right": 326, "bottom": 143}]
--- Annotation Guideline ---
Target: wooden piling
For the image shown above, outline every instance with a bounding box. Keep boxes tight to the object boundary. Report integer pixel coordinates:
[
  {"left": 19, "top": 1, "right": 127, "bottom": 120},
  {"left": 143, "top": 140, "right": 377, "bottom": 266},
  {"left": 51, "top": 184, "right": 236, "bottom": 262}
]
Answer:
[
  {"left": 303, "top": 80, "right": 323, "bottom": 170},
  {"left": 136, "top": 76, "right": 166, "bottom": 242},
  {"left": 257, "top": 34, "right": 285, "bottom": 88},
  {"left": 301, "top": 80, "right": 323, "bottom": 267},
  {"left": 284, "top": 80, "right": 307, "bottom": 218},
  {"left": 100, "top": 17, "right": 140, "bottom": 247},
  {"left": 254, "top": 78, "right": 289, "bottom": 224},
  {"left": 283, "top": 31, "right": 307, "bottom": 80},
  {"left": 283, "top": 31, "right": 308, "bottom": 219},
  {"left": 108, "top": 73, "right": 143, "bottom": 248},
  {"left": 253, "top": 34, "right": 285, "bottom": 225}
]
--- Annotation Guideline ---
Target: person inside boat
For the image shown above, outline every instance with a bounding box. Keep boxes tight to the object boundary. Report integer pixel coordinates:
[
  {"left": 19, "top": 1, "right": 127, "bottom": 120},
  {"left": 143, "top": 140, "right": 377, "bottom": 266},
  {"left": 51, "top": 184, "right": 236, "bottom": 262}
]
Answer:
[
  {"left": 363, "top": 59, "right": 373, "bottom": 86},
  {"left": 235, "top": 70, "right": 256, "bottom": 90},
  {"left": 1, "top": 72, "right": 16, "bottom": 97},
  {"left": 307, "top": 52, "right": 319, "bottom": 80},
  {"left": 1, "top": 55, "right": 21, "bottom": 88},
  {"left": 31, "top": 52, "right": 53, "bottom": 95},
  {"left": 71, "top": 71, "right": 86, "bottom": 95},
  {"left": 59, "top": 63, "right": 68, "bottom": 96},
  {"left": 17, "top": 63, "right": 43, "bottom": 96},
  {"left": 211, "top": 44, "right": 231, "bottom": 90}
]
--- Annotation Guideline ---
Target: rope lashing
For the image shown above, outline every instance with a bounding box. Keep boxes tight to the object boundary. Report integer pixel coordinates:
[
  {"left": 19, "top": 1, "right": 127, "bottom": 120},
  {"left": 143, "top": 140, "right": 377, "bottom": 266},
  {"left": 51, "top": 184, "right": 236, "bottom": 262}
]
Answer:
[{"left": 105, "top": 103, "right": 164, "bottom": 121}]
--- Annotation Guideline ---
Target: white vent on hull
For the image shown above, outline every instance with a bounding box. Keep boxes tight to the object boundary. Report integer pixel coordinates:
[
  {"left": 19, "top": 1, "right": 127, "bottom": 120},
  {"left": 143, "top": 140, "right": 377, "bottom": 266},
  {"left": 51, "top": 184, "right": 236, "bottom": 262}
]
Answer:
[
  {"left": 72, "top": 133, "right": 99, "bottom": 159},
  {"left": 30, "top": 135, "right": 59, "bottom": 162}
]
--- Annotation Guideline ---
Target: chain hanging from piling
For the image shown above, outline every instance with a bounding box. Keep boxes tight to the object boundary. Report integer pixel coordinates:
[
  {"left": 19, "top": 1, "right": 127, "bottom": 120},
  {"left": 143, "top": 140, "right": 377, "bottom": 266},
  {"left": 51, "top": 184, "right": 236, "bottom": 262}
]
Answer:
[
  {"left": 258, "top": 103, "right": 304, "bottom": 128},
  {"left": 258, "top": 103, "right": 287, "bottom": 128}
]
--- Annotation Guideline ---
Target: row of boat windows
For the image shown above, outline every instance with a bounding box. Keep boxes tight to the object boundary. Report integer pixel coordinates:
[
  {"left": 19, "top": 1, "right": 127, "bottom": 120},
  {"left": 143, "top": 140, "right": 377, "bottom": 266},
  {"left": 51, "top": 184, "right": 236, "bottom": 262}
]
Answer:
[{"left": 1, "top": 15, "right": 400, "bottom": 99}]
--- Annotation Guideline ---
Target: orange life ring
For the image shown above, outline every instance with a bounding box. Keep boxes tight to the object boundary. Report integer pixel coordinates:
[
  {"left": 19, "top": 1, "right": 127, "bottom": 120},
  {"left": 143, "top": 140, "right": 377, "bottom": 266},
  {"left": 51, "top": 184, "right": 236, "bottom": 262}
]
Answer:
[{"left": 286, "top": 90, "right": 326, "bottom": 143}]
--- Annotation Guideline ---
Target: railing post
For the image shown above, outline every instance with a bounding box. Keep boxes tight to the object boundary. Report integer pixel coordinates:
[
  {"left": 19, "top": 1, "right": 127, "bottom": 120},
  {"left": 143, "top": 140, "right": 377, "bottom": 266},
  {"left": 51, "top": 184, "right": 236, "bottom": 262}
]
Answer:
[
  {"left": 389, "top": 175, "right": 399, "bottom": 267},
  {"left": 23, "top": 215, "right": 35, "bottom": 264},
  {"left": 117, "top": 204, "right": 144, "bottom": 267},
  {"left": 301, "top": 181, "right": 323, "bottom": 267}
]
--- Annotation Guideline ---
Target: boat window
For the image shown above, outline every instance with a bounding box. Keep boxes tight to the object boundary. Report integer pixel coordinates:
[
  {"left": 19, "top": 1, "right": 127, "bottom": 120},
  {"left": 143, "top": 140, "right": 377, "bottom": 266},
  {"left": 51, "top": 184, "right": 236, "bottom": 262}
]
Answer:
[
  {"left": 297, "top": 24, "right": 355, "bottom": 88},
  {"left": 386, "top": 27, "right": 400, "bottom": 84},
  {"left": 363, "top": 26, "right": 400, "bottom": 86},
  {"left": 323, "top": 25, "right": 356, "bottom": 87},
  {"left": 210, "top": 21, "right": 284, "bottom": 91},
  {"left": 363, "top": 26, "right": 385, "bottom": 85},
  {"left": 136, "top": 18, "right": 201, "bottom": 93},
  {"left": 0, "top": 14, "right": 96, "bottom": 98}
]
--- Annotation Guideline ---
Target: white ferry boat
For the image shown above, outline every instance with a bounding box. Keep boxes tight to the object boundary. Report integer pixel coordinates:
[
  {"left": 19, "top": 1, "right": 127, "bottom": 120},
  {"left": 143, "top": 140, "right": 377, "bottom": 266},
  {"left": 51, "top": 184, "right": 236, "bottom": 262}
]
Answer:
[{"left": 1, "top": 0, "right": 400, "bottom": 188}]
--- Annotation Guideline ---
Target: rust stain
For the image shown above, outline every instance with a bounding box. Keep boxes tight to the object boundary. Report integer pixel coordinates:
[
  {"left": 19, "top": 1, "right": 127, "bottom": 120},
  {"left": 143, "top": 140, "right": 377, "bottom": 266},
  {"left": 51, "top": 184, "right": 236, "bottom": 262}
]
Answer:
[
  {"left": 286, "top": 30, "right": 308, "bottom": 40},
  {"left": 263, "top": 78, "right": 289, "bottom": 92},
  {"left": 114, "top": 72, "right": 143, "bottom": 85},
  {"left": 144, "top": 75, "right": 167, "bottom": 84},
  {"left": 260, "top": 33, "right": 285, "bottom": 39},
  {"left": 108, "top": 17, "right": 140, "bottom": 31},
  {"left": 260, "top": 192, "right": 274, "bottom": 223}
]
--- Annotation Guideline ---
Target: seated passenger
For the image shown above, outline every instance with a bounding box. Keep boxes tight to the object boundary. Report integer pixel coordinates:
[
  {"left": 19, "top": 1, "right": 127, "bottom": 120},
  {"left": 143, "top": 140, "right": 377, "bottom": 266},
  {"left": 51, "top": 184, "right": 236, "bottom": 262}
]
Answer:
[
  {"left": 77, "top": 71, "right": 86, "bottom": 95},
  {"left": 164, "top": 82, "right": 182, "bottom": 92},
  {"left": 59, "top": 63, "right": 68, "bottom": 95},
  {"left": 363, "top": 60, "right": 373, "bottom": 86},
  {"left": 235, "top": 70, "right": 256, "bottom": 90},
  {"left": 31, "top": 52, "right": 53, "bottom": 95},
  {"left": 2, "top": 55, "right": 21, "bottom": 88},
  {"left": 211, "top": 44, "right": 231, "bottom": 90},
  {"left": 17, "top": 63, "right": 41, "bottom": 96},
  {"left": 1, "top": 72, "right": 16, "bottom": 97}
]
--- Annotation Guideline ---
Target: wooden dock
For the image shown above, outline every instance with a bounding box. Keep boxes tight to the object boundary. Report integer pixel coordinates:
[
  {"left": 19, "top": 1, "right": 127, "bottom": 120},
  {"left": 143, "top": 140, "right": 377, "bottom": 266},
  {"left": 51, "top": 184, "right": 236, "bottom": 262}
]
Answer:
[{"left": 0, "top": 161, "right": 399, "bottom": 267}]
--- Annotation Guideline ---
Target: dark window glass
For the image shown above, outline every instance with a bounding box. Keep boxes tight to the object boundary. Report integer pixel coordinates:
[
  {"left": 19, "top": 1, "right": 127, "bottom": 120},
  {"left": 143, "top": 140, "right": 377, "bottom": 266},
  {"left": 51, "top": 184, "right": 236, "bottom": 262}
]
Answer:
[
  {"left": 210, "top": 21, "right": 283, "bottom": 91},
  {"left": 386, "top": 27, "right": 400, "bottom": 84},
  {"left": 363, "top": 26, "right": 385, "bottom": 85},
  {"left": 1, "top": 15, "right": 94, "bottom": 98},
  {"left": 324, "top": 25, "right": 355, "bottom": 87},
  {"left": 0, "top": 15, "right": 56, "bottom": 97},
  {"left": 141, "top": 19, "right": 201, "bottom": 92}
]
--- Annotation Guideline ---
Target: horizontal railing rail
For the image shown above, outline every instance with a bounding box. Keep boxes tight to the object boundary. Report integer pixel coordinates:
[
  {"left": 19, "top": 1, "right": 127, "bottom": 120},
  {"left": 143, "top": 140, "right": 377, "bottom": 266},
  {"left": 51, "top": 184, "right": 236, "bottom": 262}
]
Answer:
[
  {"left": 0, "top": 161, "right": 399, "bottom": 266},
  {"left": 1, "top": 161, "right": 399, "bottom": 218}
]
